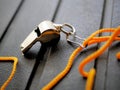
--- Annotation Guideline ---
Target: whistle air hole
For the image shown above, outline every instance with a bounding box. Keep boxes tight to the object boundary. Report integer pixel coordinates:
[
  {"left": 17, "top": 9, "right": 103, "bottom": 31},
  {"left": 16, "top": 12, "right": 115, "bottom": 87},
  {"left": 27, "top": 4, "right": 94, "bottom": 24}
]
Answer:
[{"left": 35, "top": 27, "right": 41, "bottom": 36}]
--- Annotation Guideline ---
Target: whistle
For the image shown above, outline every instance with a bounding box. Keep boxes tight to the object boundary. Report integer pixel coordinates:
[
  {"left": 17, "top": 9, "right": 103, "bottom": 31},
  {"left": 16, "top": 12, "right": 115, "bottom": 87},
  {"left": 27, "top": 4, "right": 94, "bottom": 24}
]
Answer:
[{"left": 20, "top": 21, "right": 61, "bottom": 54}]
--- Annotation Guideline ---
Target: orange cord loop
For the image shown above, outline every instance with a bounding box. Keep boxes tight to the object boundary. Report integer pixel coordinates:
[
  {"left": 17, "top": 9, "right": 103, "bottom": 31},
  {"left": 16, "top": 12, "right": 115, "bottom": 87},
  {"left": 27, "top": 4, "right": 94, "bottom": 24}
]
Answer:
[
  {"left": 42, "top": 27, "right": 120, "bottom": 90},
  {"left": 0, "top": 57, "right": 18, "bottom": 90},
  {"left": 79, "top": 27, "right": 120, "bottom": 77}
]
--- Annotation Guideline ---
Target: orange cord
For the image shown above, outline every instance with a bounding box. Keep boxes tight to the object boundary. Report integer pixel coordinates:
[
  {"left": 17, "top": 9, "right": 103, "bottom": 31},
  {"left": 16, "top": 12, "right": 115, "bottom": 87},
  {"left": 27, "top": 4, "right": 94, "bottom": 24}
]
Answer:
[
  {"left": 42, "top": 46, "right": 83, "bottom": 90},
  {"left": 42, "top": 27, "right": 120, "bottom": 90},
  {"left": 85, "top": 68, "right": 96, "bottom": 90},
  {"left": 79, "top": 27, "right": 120, "bottom": 77},
  {"left": 0, "top": 57, "right": 18, "bottom": 90},
  {"left": 116, "top": 52, "right": 120, "bottom": 60}
]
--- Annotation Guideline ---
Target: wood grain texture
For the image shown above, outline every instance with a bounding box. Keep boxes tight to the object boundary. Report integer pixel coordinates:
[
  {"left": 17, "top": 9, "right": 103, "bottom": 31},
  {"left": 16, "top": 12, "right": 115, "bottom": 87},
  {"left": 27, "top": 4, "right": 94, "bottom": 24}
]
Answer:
[
  {"left": 1, "top": 0, "right": 119, "bottom": 89},
  {"left": 0, "top": 0, "right": 59, "bottom": 89},
  {"left": 39, "top": 0, "right": 104, "bottom": 90},
  {"left": 0, "top": 0, "right": 22, "bottom": 40},
  {"left": 94, "top": 0, "right": 114, "bottom": 90},
  {"left": 94, "top": 0, "right": 120, "bottom": 90},
  {"left": 105, "top": 0, "right": 120, "bottom": 90}
]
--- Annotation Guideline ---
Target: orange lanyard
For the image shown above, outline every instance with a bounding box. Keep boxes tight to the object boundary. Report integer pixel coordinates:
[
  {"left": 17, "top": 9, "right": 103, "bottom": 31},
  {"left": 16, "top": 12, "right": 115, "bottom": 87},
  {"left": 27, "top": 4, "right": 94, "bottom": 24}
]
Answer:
[
  {"left": 0, "top": 57, "right": 18, "bottom": 90},
  {"left": 1, "top": 27, "right": 120, "bottom": 90},
  {"left": 42, "top": 27, "right": 120, "bottom": 90}
]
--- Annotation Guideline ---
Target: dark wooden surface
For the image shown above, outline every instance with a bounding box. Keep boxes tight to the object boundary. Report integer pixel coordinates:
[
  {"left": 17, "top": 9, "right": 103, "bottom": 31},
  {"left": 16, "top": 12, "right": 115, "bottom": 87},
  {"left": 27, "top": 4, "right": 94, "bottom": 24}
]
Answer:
[{"left": 0, "top": 0, "right": 120, "bottom": 90}]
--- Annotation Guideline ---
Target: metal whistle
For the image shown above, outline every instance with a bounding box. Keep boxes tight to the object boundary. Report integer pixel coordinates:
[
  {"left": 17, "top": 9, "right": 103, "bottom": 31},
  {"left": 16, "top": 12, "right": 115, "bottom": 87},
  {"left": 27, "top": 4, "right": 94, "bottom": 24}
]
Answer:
[
  {"left": 20, "top": 21, "right": 61, "bottom": 54},
  {"left": 20, "top": 20, "right": 85, "bottom": 54}
]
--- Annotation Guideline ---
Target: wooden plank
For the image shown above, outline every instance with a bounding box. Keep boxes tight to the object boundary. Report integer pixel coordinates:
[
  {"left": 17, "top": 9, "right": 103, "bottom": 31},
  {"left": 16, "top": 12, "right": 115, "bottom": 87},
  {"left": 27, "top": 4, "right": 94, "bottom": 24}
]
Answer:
[
  {"left": 94, "top": 0, "right": 114, "bottom": 90},
  {"left": 39, "top": 0, "right": 104, "bottom": 89},
  {"left": 29, "top": 0, "right": 62, "bottom": 89},
  {"left": 94, "top": 0, "right": 120, "bottom": 90},
  {"left": 104, "top": 0, "right": 120, "bottom": 89},
  {"left": 0, "top": 0, "right": 22, "bottom": 40},
  {"left": 0, "top": 0, "right": 59, "bottom": 90}
]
